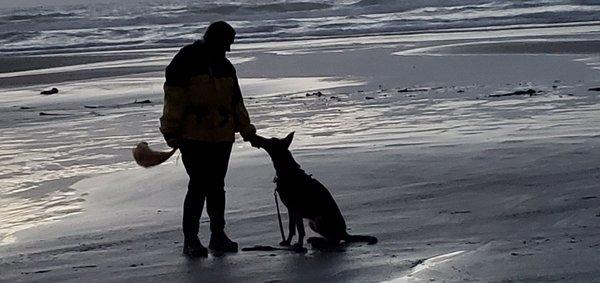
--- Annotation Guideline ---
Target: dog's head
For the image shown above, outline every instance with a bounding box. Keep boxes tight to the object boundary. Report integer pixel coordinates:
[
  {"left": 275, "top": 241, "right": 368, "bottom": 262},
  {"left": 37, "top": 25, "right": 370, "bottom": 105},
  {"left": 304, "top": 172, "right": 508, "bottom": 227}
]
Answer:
[{"left": 252, "top": 132, "right": 294, "bottom": 157}]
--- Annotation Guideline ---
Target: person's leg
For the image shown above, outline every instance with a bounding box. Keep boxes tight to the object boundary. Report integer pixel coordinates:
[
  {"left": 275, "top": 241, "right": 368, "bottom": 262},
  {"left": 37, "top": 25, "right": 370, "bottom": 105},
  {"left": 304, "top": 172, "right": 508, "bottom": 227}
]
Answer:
[
  {"left": 205, "top": 141, "right": 232, "bottom": 233},
  {"left": 180, "top": 140, "right": 209, "bottom": 257},
  {"left": 205, "top": 141, "right": 237, "bottom": 252},
  {"left": 182, "top": 177, "right": 206, "bottom": 242}
]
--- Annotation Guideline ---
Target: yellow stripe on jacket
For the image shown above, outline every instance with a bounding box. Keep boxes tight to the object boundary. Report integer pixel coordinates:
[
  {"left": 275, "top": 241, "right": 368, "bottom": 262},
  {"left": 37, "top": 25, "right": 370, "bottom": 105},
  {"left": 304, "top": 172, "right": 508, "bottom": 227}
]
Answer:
[{"left": 160, "top": 74, "right": 255, "bottom": 142}]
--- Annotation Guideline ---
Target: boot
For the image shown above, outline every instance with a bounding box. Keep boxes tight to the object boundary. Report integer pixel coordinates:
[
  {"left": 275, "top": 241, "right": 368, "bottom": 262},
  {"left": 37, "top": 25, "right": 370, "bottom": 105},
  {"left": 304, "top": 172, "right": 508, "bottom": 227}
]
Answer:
[
  {"left": 183, "top": 237, "right": 208, "bottom": 258},
  {"left": 208, "top": 231, "right": 238, "bottom": 253}
]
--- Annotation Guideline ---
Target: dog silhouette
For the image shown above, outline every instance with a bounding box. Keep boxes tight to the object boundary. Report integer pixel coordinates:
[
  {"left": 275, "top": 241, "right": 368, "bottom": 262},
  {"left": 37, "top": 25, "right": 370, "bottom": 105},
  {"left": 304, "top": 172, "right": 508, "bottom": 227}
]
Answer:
[{"left": 253, "top": 132, "right": 378, "bottom": 251}]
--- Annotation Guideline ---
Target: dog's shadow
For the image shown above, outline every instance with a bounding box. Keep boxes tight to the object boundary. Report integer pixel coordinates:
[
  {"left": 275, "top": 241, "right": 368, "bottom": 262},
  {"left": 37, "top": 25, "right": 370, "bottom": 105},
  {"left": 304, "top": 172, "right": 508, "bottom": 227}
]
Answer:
[
  {"left": 307, "top": 237, "right": 347, "bottom": 252},
  {"left": 242, "top": 236, "right": 375, "bottom": 254}
]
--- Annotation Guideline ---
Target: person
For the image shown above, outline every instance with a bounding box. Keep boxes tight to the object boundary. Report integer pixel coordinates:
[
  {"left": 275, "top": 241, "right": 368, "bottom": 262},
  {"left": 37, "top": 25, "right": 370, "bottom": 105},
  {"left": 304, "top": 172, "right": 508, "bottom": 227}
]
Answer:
[{"left": 160, "top": 21, "right": 257, "bottom": 257}]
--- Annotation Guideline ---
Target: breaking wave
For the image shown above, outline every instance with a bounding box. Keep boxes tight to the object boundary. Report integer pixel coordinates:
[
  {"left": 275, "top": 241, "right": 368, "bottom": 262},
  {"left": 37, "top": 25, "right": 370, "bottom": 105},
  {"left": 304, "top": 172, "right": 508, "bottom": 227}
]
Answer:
[{"left": 0, "top": 0, "right": 599, "bottom": 54}]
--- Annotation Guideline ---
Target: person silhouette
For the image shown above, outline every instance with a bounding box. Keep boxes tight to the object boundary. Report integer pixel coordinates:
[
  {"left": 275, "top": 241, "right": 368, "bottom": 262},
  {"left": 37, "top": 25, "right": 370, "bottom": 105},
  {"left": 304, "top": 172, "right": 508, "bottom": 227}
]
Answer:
[{"left": 160, "top": 21, "right": 257, "bottom": 257}]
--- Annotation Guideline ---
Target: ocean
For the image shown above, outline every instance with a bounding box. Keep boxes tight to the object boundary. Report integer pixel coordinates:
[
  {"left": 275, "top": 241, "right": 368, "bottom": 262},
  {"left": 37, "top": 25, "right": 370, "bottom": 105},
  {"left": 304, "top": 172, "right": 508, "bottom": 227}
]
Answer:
[{"left": 1, "top": 0, "right": 600, "bottom": 55}]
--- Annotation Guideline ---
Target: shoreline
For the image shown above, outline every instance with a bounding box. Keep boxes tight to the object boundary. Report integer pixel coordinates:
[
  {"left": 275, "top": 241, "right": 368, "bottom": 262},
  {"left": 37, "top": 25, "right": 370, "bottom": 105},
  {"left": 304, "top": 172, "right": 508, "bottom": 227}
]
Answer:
[
  {"left": 2, "top": 22, "right": 600, "bottom": 87},
  {"left": 2, "top": 20, "right": 600, "bottom": 56}
]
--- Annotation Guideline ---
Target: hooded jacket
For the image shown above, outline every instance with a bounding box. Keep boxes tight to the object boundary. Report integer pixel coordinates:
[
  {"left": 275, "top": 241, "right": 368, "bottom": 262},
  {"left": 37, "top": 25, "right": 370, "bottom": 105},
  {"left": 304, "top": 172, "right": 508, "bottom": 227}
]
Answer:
[{"left": 160, "top": 40, "right": 255, "bottom": 142}]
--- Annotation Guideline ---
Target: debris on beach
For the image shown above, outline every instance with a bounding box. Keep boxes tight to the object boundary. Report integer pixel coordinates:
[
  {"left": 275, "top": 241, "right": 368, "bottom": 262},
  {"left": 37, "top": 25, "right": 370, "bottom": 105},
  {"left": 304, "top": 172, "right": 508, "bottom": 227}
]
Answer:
[
  {"left": 39, "top": 111, "right": 74, "bottom": 116},
  {"left": 365, "top": 96, "right": 375, "bottom": 100},
  {"left": 588, "top": 87, "right": 600, "bottom": 91},
  {"left": 398, "top": 87, "right": 428, "bottom": 93},
  {"left": 84, "top": 99, "right": 152, "bottom": 109},
  {"left": 306, "top": 91, "right": 324, "bottom": 97},
  {"left": 40, "top": 87, "right": 59, "bottom": 95},
  {"left": 450, "top": 210, "right": 471, "bottom": 215},
  {"left": 83, "top": 105, "right": 104, "bottom": 109},
  {"left": 19, "top": 106, "right": 34, "bottom": 110},
  {"left": 489, "top": 89, "right": 539, "bottom": 98},
  {"left": 32, "top": 269, "right": 52, "bottom": 274}
]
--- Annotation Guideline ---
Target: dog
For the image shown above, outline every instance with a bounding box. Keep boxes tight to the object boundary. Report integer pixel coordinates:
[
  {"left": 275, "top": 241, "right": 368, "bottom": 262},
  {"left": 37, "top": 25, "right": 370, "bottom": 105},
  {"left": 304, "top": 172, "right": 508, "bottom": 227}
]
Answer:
[{"left": 252, "top": 132, "right": 378, "bottom": 251}]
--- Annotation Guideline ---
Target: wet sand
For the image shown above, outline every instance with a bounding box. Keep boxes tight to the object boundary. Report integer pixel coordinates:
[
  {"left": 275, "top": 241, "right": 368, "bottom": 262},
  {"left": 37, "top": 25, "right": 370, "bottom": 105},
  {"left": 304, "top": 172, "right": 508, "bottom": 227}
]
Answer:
[{"left": 1, "top": 25, "right": 600, "bottom": 282}]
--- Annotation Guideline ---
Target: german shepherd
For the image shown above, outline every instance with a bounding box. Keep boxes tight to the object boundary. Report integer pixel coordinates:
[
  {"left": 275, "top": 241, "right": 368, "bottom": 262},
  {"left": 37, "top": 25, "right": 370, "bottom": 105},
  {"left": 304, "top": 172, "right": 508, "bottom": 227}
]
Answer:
[{"left": 252, "top": 132, "right": 378, "bottom": 251}]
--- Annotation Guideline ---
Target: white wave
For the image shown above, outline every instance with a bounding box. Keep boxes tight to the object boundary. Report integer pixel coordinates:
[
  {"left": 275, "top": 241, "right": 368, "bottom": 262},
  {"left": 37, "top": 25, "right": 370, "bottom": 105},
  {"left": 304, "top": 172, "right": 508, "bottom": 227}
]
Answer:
[{"left": 0, "top": 0, "right": 599, "bottom": 55}]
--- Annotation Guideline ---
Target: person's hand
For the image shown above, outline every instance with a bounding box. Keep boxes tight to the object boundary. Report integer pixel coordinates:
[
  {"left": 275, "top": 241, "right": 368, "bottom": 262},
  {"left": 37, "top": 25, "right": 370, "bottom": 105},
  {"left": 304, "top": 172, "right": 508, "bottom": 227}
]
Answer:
[{"left": 166, "top": 137, "right": 180, "bottom": 149}]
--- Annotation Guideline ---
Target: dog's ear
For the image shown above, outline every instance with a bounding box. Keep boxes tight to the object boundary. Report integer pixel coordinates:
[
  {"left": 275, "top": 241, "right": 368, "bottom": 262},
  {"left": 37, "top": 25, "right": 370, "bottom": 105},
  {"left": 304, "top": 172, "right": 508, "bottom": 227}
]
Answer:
[{"left": 283, "top": 131, "right": 295, "bottom": 148}]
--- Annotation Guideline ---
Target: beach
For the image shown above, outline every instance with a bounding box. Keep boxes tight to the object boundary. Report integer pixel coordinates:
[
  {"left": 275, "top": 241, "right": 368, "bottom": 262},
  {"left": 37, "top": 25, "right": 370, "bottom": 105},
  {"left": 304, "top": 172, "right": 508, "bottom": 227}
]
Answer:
[{"left": 1, "top": 4, "right": 600, "bottom": 281}]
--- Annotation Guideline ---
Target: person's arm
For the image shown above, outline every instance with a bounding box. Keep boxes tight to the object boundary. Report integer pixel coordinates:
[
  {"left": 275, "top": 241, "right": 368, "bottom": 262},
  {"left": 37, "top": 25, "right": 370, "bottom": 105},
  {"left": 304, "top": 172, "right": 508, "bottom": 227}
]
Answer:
[
  {"left": 160, "top": 85, "right": 188, "bottom": 148},
  {"left": 159, "top": 46, "right": 192, "bottom": 148},
  {"left": 232, "top": 77, "right": 256, "bottom": 141}
]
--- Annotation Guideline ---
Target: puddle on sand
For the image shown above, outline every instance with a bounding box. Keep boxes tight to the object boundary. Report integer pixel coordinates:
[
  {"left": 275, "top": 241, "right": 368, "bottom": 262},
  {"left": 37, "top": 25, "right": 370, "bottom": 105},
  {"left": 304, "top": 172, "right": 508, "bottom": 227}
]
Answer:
[
  {"left": 381, "top": 250, "right": 466, "bottom": 283},
  {"left": 0, "top": 106, "right": 160, "bottom": 245}
]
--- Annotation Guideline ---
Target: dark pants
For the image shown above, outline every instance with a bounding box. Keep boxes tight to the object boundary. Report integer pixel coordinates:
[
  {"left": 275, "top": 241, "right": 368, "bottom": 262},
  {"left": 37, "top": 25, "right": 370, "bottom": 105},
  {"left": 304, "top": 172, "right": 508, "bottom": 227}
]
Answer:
[{"left": 179, "top": 140, "right": 233, "bottom": 241}]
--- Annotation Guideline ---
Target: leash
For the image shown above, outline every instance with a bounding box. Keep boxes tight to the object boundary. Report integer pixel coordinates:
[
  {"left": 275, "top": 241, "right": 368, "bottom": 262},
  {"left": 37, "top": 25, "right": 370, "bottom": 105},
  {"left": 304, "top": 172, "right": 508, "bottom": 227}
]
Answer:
[
  {"left": 273, "top": 176, "right": 286, "bottom": 242},
  {"left": 274, "top": 189, "right": 286, "bottom": 242}
]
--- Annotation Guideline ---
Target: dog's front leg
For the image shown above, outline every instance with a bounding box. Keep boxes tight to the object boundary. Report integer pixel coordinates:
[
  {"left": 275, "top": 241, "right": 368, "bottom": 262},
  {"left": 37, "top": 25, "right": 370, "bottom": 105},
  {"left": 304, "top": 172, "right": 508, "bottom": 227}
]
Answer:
[
  {"left": 292, "top": 216, "right": 308, "bottom": 253},
  {"left": 280, "top": 210, "right": 296, "bottom": 246},
  {"left": 296, "top": 217, "right": 305, "bottom": 246}
]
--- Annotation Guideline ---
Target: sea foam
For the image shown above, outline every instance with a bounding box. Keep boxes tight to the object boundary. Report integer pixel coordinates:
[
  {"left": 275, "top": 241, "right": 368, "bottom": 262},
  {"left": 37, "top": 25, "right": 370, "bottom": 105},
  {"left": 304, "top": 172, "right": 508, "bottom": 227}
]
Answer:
[{"left": 0, "top": 0, "right": 599, "bottom": 55}]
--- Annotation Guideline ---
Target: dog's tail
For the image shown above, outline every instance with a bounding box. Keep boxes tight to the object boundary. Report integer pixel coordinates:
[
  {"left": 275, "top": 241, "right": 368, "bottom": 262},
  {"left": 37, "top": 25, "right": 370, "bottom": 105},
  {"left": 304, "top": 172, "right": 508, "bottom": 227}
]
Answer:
[{"left": 344, "top": 234, "right": 378, "bottom": 245}]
